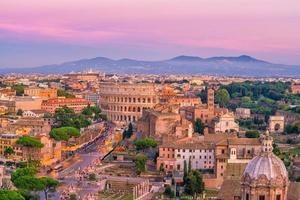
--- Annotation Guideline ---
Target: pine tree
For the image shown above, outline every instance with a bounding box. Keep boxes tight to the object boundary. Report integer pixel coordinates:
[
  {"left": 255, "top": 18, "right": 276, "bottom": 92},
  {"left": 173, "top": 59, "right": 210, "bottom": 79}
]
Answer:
[
  {"left": 188, "top": 158, "right": 192, "bottom": 173},
  {"left": 127, "top": 122, "right": 133, "bottom": 138},
  {"left": 183, "top": 160, "right": 188, "bottom": 183}
]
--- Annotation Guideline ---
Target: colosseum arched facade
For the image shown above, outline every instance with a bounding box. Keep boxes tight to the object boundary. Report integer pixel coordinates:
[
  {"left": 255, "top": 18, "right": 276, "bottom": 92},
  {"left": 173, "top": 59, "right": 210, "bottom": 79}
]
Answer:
[{"left": 99, "top": 82, "right": 159, "bottom": 124}]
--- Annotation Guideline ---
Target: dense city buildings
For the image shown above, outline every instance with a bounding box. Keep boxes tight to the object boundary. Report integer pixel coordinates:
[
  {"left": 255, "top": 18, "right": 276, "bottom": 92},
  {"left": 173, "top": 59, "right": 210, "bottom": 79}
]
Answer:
[
  {"left": 0, "top": 72, "right": 299, "bottom": 199},
  {"left": 1, "top": 0, "right": 300, "bottom": 198}
]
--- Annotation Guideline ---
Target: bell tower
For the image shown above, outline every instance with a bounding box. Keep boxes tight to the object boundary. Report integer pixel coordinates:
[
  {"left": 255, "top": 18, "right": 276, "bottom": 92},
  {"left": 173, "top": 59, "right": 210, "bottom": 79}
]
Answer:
[
  {"left": 207, "top": 86, "right": 215, "bottom": 122},
  {"left": 261, "top": 130, "right": 273, "bottom": 154}
]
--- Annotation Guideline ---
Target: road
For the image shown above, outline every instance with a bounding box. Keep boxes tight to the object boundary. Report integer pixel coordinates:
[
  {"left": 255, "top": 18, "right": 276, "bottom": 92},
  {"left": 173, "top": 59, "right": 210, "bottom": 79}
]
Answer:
[
  {"left": 58, "top": 122, "right": 114, "bottom": 178},
  {"left": 45, "top": 122, "right": 116, "bottom": 200}
]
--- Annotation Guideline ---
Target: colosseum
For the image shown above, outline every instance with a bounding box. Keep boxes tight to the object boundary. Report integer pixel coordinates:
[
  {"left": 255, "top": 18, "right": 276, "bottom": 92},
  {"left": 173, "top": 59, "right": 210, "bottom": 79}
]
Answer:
[{"left": 99, "top": 82, "right": 159, "bottom": 124}]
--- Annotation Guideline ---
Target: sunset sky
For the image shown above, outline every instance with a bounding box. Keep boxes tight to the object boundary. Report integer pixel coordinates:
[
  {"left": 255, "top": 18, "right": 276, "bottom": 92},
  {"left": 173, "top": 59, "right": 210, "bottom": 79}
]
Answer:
[{"left": 1, "top": 0, "right": 300, "bottom": 67}]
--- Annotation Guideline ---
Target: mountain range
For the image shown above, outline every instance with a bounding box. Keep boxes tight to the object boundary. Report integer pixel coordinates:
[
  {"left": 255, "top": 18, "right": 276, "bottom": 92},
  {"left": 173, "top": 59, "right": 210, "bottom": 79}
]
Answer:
[{"left": 1, "top": 55, "right": 300, "bottom": 77}]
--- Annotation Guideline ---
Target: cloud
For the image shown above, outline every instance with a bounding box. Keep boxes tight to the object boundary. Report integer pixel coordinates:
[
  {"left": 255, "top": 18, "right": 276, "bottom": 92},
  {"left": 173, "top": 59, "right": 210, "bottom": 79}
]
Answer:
[{"left": 0, "top": 22, "right": 124, "bottom": 44}]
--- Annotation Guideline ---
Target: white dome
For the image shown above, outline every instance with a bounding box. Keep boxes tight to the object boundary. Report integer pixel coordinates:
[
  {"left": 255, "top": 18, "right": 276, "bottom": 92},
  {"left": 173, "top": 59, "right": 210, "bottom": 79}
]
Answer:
[{"left": 243, "top": 153, "right": 288, "bottom": 180}]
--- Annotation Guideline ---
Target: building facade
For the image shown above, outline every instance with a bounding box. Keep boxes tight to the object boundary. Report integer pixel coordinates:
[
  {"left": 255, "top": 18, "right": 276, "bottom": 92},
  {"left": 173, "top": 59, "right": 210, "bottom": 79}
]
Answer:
[
  {"left": 157, "top": 136, "right": 215, "bottom": 172},
  {"left": 236, "top": 108, "right": 251, "bottom": 119},
  {"left": 41, "top": 97, "right": 90, "bottom": 113},
  {"left": 214, "top": 112, "right": 239, "bottom": 133},
  {"left": 0, "top": 133, "right": 18, "bottom": 156},
  {"left": 99, "top": 82, "right": 159, "bottom": 123},
  {"left": 24, "top": 88, "right": 57, "bottom": 98}
]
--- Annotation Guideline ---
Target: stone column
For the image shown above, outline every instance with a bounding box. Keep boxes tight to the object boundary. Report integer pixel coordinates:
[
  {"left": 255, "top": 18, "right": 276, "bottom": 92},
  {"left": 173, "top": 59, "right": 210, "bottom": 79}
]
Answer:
[{"left": 133, "top": 187, "right": 136, "bottom": 200}]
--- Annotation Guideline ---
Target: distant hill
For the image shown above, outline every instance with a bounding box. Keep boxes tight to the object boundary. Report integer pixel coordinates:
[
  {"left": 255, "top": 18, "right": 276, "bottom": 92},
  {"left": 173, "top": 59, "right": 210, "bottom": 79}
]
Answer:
[{"left": 1, "top": 55, "right": 299, "bottom": 77}]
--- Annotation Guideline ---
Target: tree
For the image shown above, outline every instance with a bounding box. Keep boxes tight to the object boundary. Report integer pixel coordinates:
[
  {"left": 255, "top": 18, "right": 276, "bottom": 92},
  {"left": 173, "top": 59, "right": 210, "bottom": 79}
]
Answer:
[
  {"left": 17, "top": 109, "right": 23, "bottom": 116},
  {"left": 39, "top": 177, "right": 59, "bottom": 200},
  {"left": 183, "top": 160, "right": 188, "bottom": 183},
  {"left": 88, "top": 173, "right": 97, "bottom": 181},
  {"left": 188, "top": 158, "right": 192, "bottom": 173},
  {"left": 164, "top": 185, "right": 175, "bottom": 198},
  {"left": 49, "top": 127, "right": 80, "bottom": 141},
  {"left": 4, "top": 147, "right": 14, "bottom": 157},
  {"left": 194, "top": 118, "right": 204, "bottom": 134},
  {"left": 273, "top": 143, "right": 281, "bottom": 156},
  {"left": 135, "top": 154, "right": 147, "bottom": 175},
  {"left": 16, "top": 136, "right": 44, "bottom": 148},
  {"left": 127, "top": 122, "right": 133, "bottom": 138},
  {"left": 241, "top": 96, "right": 252, "bottom": 107},
  {"left": 159, "top": 163, "right": 165, "bottom": 173},
  {"left": 245, "top": 130, "right": 260, "bottom": 138},
  {"left": 123, "top": 123, "right": 134, "bottom": 139},
  {"left": 11, "top": 84, "right": 26, "bottom": 96},
  {"left": 0, "top": 190, "right": 25, "bottom": 200},
  {"left": 11, "top": 167, "right": 58, "bottom": 200},
  {"left": 184, "top": 170, "right": 204, "bottom": 197},
  {"left": 215, "top": 89, "right": 230, "bottom": 107},
  {"left": 54, "top": 106, "right": 91, "bottom": 129},
  {"left": 11, "top": 167, "right": 38, "bottom": 182},
  {"left": 122, "top": 129, "right": 128, "bottom": 140},
  {"left": 69, "top": 193, "right": 77, "bottom": 200},
  {"left": 82, "top": 105, "right": 103, "bottom": 121},
  {"left": 134, "top": 137, "right": 157, "bottom": 150},
  {"left": 57, "top": 89, "right": 75, "bottom": 98}
]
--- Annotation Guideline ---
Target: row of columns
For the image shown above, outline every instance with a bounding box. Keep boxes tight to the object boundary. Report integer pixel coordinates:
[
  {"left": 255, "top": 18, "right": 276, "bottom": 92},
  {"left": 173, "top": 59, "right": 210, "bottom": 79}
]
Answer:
[
  {"left": 133, "top": 180, "right": 150, "bottom": 200},
  {"left": 110, "top": 114, "right": 139, "bottom": 122},
  {"left": 105, "top": 96, "right": 157, "bottom": 104},
  {"left": 109, "top": 105, "right": 151, "bottom": 112}
]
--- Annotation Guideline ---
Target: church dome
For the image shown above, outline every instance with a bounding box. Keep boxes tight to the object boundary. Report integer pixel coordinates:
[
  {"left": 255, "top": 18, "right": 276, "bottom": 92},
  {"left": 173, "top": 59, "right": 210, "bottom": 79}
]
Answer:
[
  {"left": 243, "top": 153, "right": 288, "bottom": 181},
  {"left": 242, "top": 130, "right": 288, "bottom": 185},
  {"left": 241, "top": 130, "right": 289, "bottom": 200}
]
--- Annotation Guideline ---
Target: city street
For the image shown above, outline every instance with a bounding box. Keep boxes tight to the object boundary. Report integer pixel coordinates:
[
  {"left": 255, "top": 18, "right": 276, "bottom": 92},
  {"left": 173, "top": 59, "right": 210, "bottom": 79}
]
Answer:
[
  {"left": 52, "top": 122, "right": 116, "bottom": 199},
  {"left": 58, "top": 122, "right": 114, "bottom": 177}
]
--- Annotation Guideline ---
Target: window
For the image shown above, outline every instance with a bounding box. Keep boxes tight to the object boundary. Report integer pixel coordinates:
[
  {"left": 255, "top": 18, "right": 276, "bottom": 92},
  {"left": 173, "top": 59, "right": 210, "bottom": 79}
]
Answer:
[
  {"left": 276, "top": 195, "right": 281, "bottom": 200},
  {"left": 222, "top": 149, "right": 225, "bottom": 154},
  {"left": 259, "top": 195, "right": 265, "bottom": 200},
  {"left": 246, "top": 193, "right": 249, "bottom": 200}
]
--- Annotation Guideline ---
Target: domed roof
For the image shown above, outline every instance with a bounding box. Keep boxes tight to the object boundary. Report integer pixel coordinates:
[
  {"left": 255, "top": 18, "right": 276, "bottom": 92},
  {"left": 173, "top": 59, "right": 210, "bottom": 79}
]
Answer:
[{"left": 243, "top": 153, "right": 288, "bottom": 181}]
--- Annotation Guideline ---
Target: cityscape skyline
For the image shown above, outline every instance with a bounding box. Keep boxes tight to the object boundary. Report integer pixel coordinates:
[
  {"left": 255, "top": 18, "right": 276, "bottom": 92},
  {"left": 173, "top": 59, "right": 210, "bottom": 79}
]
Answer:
[{"left": 1, "top": 0, "right": 300, "bottom": 68}]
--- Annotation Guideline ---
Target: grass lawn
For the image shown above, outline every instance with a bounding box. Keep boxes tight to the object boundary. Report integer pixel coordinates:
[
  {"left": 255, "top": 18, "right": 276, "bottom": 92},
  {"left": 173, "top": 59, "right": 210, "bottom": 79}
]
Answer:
[{"left": 288, "top": 147, "right": 300, "bottom": 156}]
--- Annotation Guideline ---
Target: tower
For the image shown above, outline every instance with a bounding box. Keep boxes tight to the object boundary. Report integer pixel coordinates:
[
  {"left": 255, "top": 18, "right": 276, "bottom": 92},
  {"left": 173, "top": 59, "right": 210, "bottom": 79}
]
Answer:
[{"left": 207, "top": 87, "right": 214, "bottom": 113}]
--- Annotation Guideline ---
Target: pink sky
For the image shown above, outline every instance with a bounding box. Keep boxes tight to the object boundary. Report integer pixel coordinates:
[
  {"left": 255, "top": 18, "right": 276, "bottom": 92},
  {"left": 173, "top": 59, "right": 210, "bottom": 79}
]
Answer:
[{"left": 1, "top": 0, "right": 300, "bottom": 67}]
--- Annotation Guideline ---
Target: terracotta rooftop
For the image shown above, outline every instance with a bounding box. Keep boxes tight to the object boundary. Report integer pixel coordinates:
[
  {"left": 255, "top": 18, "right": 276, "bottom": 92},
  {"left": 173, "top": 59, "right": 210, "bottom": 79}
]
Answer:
[
  {"left": 217, "top": 179, "right": 241, "bottom": 200},
  {"left": 287, "top": 182, "right": 300, "bottom": 200},
  {"left": 227, "top": 138, "right": 261, "bottom": 146},
  {"left": 160, "top": 136, "right": 214, "bottom": 150}
]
